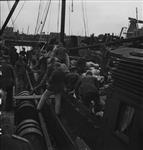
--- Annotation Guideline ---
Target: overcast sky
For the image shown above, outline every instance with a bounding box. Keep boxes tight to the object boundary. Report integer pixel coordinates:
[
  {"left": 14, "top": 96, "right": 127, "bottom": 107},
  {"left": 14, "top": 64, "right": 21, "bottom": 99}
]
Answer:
[{"left": 1, "top": 0, "right": 143, "bottom": 36}]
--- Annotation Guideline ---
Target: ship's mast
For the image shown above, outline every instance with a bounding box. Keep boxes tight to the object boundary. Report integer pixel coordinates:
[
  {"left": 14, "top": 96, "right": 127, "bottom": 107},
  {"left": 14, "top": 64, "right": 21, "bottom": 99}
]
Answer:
[
  {"left": 0, "top": 1, "right": 1, "bottom": 29},
  {"left": 60, "top": 0, "right": 66, "bottom": 45}
]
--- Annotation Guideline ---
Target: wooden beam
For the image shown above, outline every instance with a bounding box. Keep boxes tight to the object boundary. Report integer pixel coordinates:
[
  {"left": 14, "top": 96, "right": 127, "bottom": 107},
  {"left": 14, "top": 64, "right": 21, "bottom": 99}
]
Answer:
[
  {"left": 13, "top": 95, "right": 41, "bottom": 100},
  {"left": 38, "top": 112, "right": 53, "bottom": 150},
  {"left": 0, "top": 0, "right": 20, "bottom": 36}
]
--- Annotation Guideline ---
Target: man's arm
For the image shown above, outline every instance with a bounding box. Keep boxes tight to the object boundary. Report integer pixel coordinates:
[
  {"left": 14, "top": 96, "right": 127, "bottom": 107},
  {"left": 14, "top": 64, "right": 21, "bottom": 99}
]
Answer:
[{"left": 74, "top": 77, "right": 82, "bottom": 99}]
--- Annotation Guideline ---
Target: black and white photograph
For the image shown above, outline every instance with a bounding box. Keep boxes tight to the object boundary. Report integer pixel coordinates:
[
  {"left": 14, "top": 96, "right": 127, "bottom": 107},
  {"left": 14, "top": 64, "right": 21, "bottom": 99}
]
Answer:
[{"left": 0, "top": 0, "right": 143, "bottom": 150}]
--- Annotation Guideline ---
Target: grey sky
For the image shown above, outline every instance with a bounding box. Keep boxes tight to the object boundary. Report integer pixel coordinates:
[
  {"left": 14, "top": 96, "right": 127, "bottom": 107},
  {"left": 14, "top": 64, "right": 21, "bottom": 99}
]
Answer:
[{"left": 1, "top": 0, "right": 143, "bottom": 36}]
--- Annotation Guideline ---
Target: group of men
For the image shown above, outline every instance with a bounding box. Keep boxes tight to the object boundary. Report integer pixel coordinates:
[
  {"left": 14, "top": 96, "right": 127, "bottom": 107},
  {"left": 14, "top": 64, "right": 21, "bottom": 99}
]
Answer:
[{"left": 0, "top": 41, "right": 104, "bottom": 115}]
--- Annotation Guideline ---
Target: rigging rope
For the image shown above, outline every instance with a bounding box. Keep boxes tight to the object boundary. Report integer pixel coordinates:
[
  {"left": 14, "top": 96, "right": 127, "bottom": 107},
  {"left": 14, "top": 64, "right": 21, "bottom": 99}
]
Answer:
[
  {"left": 36, "top": 1, "right": 50, "bottom": 34},
  {"left": 35, "top": 0, "right": 45, "bottom": 35},
  {"left": 35, "top": 0, "right": 42, "bottom": 34},
  {"left": 71, "top": 0, "right": 74, "bottom": 12},
  {"left": 7, "top": 1, "right": 15, "bottom": 28},
  {"left": 39, "top": 0, "right": 51, "bottom": 35},
  {"left": 35, "top": 0, "right": 51, "bottom": 46},
  {"left": 7, "top": 0, "right": 21, "bottom": 50},
  {"left": 68, "top": 4, "right": 71, "bottom": 35},
  {"left": 13, "top": 1, "right": 26, "bottom": 24},
  {"left": 84, "top": 0, "right": 89, "bottom": 35},
  {"left": 46, "top": 4, "right": 52, "bottom": 34},
  {"left": 81, "top": 0, "right": 87, "bottom": 36}
]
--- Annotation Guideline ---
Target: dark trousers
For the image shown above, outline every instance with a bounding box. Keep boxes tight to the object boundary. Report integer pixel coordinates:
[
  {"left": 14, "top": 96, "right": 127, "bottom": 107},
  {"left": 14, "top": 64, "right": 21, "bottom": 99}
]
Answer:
[{"left": 5, "top": 86, "right": 13, "bottom": 111}]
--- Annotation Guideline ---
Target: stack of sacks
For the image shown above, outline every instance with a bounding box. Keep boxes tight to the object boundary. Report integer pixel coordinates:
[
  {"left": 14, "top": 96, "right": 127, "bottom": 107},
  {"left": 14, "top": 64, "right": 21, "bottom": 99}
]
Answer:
[
  {"left": 83, "top": 64, "right": 104, "bottom": 83},
  {"left": 86, "top": 61, "right": 99, "bottom": 68}
]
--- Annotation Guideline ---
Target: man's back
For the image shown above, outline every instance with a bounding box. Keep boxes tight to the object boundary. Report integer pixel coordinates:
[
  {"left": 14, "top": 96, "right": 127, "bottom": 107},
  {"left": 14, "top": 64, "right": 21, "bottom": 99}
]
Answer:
[{"left": 0, "top": 63, "right": 15, "bottom": 88}]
